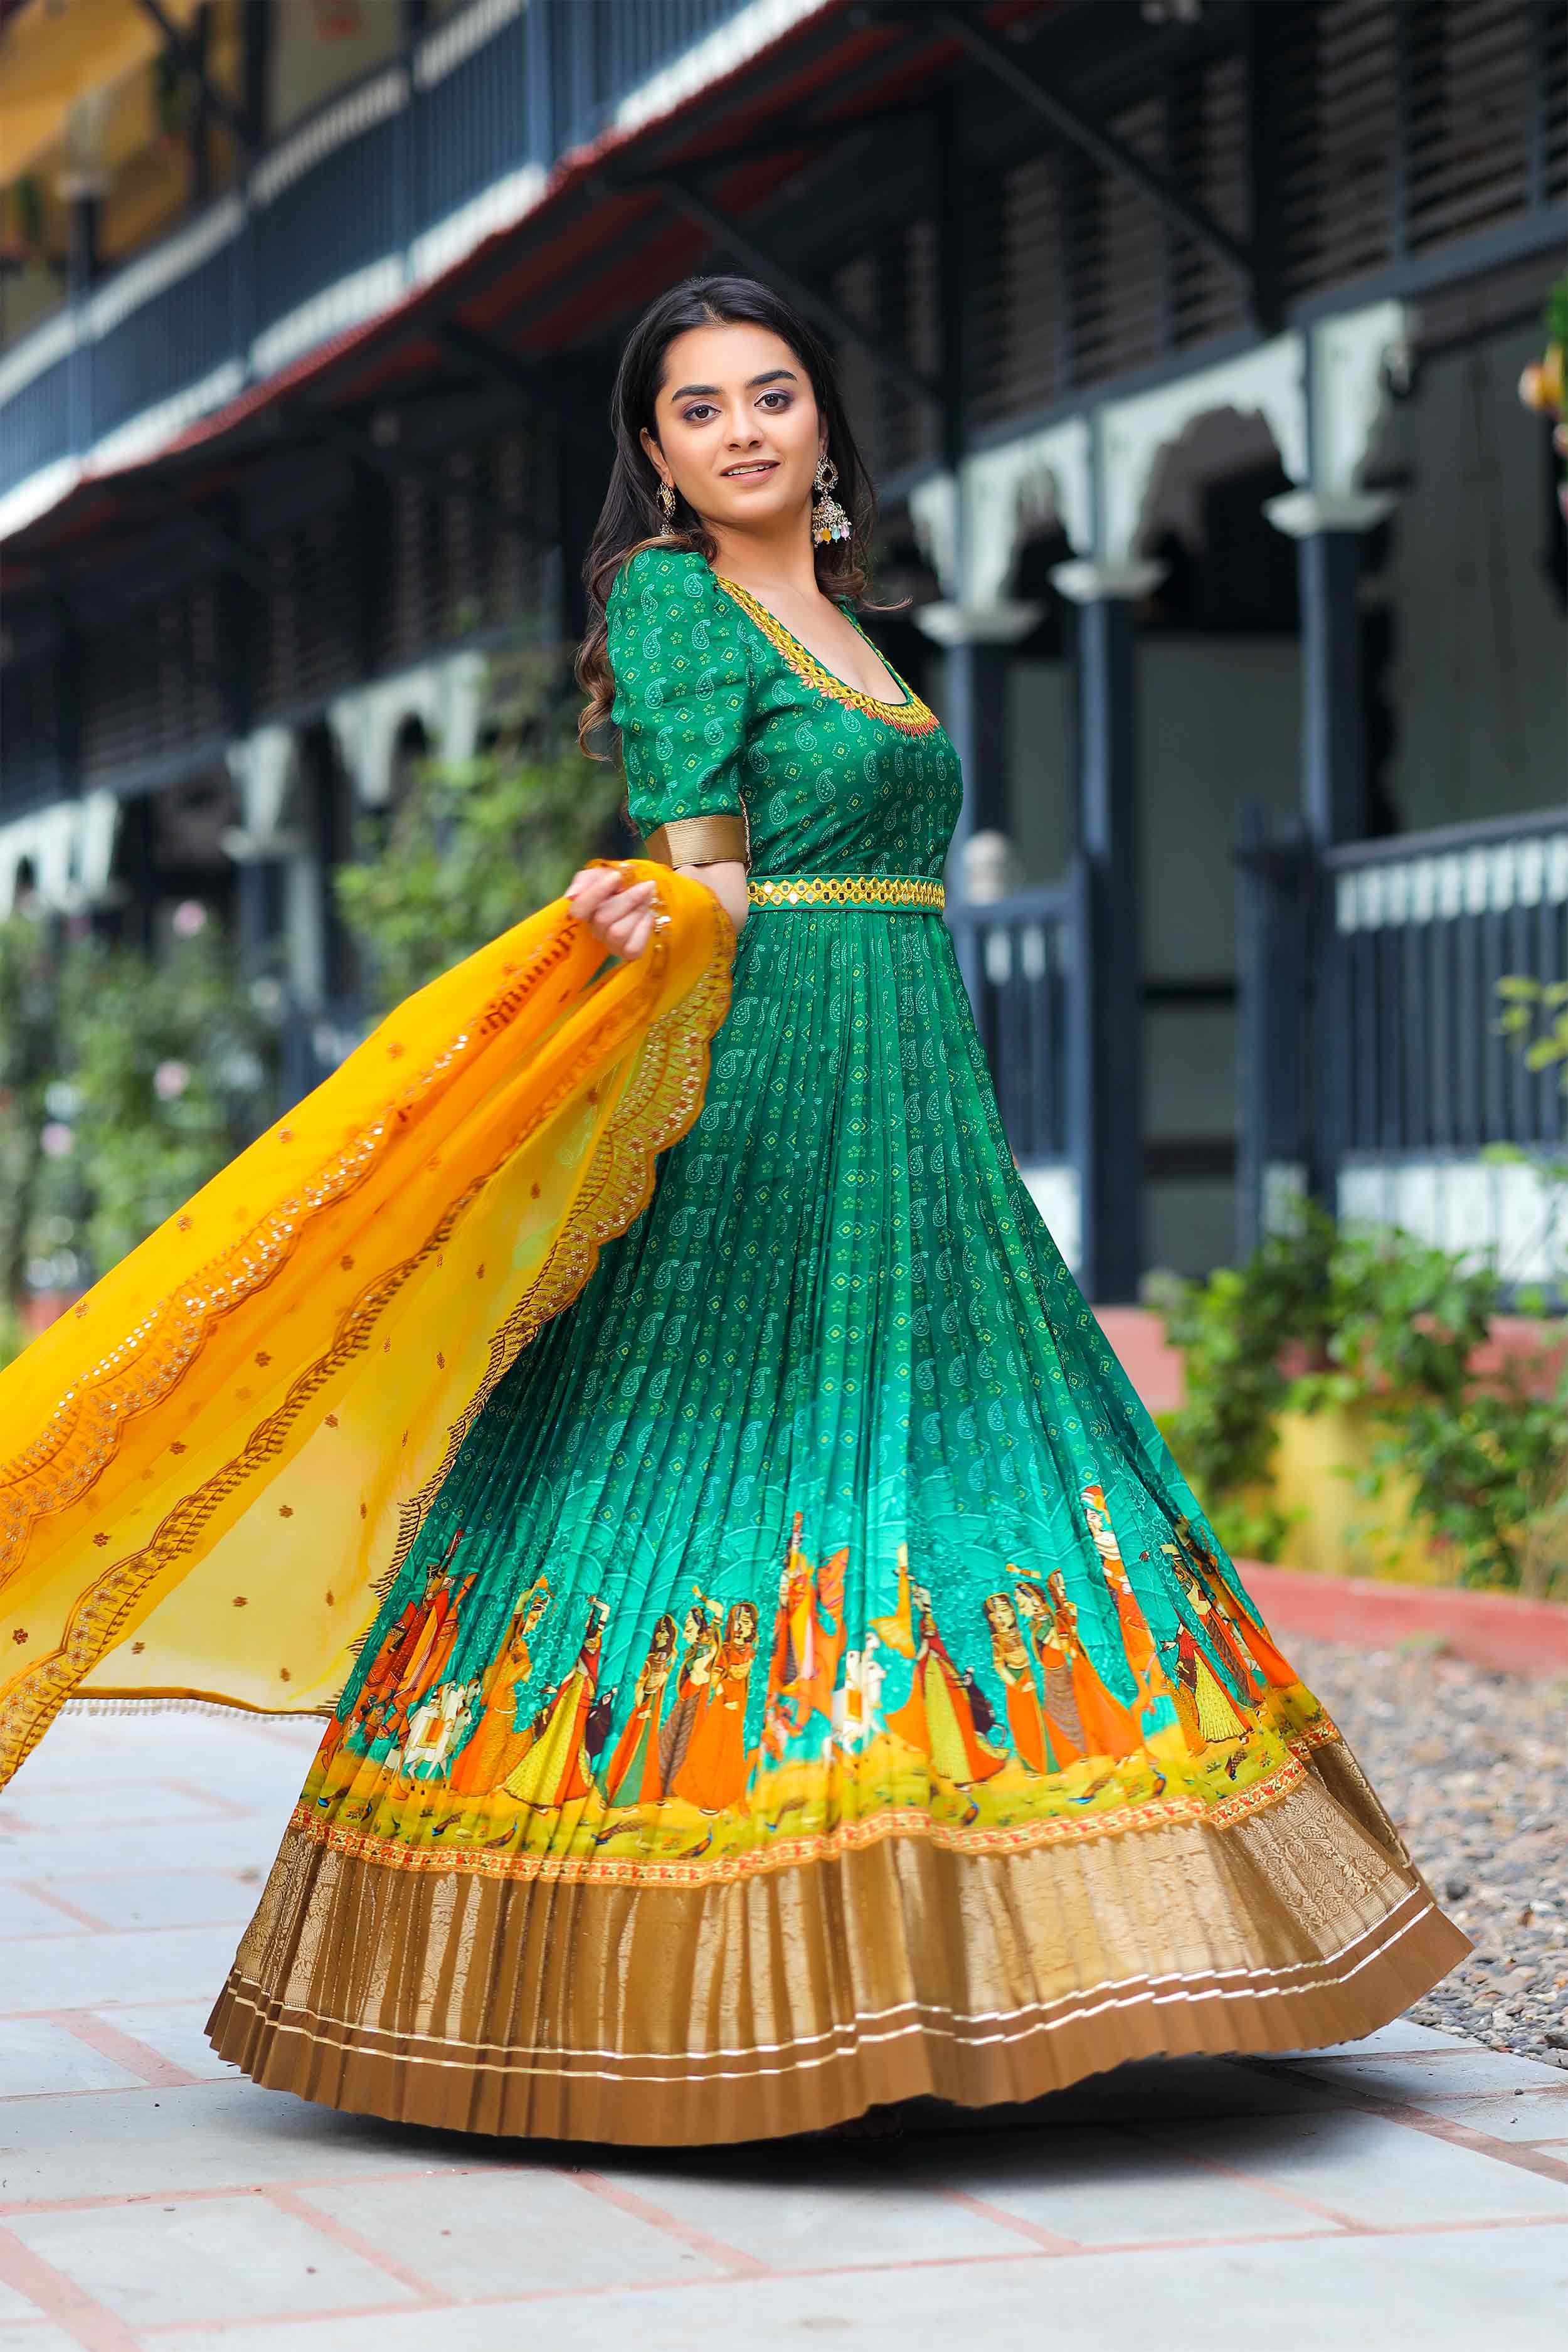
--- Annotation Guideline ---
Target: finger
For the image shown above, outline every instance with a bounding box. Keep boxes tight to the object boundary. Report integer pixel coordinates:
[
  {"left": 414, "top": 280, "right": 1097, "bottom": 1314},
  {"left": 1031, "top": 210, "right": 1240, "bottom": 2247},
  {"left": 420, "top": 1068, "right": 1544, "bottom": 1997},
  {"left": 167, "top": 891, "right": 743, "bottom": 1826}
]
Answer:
[
  {"left": 605, "top": 906, "right": 653, "bottom": 957},
  {"left": 602, "top": 909, "right": 643, "bottom": 952},
  {"left": 568, "top": 867, "right": 620, "bottom": 910},
  {"left": 610, "top": 916, "right": 650, "bottom": 960},
  {"left": 593, "top": 881, "right": 657, "bottom": 930}
]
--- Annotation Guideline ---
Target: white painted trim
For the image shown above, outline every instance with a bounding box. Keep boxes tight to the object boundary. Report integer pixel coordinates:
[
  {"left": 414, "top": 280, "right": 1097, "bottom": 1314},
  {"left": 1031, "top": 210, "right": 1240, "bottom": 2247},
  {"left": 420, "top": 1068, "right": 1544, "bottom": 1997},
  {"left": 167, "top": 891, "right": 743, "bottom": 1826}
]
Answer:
[
  {"left": 1049, "top": 559, "right": 1167, "bottom": 606},
  {"left": 90, "top": 360, "right": 246, "bottom": 474},
  {"left": 0, "top": 791, "right": 120, "bottom": 917},
  {"left": 250, "top": 257, "right": 406, "bottom": 378},
  {"left": 1262, "top": 489, "right": 1397, "bottom": 539},
  {"left": 0, "top": 307, "right": 78, "bottom": 405},
  {"left": 613, "top": 0, "right": 834, "bottom": 136},
  {"left": 85, "top": 197, "right": 243, "bottom": 340},
  {"left": 0, "top": 456, "right": 81, "bottom": 545},
  {"left": 913, "top": 601, "right": 1043, "bottom": 647},
  {"left": 329, "top": 650, "right": 488, "bottom": 807},
  {"left": 409, "top": 162, "right": 548, "bottom": 284},
  {"left": 1338, "top": 1156, "right": 1564, "bottom": 1287},
  {"left": 909, "top": 472, "right": 959, "bottom": 598},
  {"left": 1098, "top": 332, "right": 1308, "bottom": 566},
  {"left": 250, "top": 68, "right": 408, "bottom": 208},
  {"left": 1311, "top": 300, "right": 1411, "bottom": 497},
  {"left": 415, "top": 0, "right": 525, "bottom": 90},
  {"left": 963, "top": 416, "right": 1094, "bottom": 605},
  {"left": 1334, "top": 832, "right": 1568, "bottom": 932}
]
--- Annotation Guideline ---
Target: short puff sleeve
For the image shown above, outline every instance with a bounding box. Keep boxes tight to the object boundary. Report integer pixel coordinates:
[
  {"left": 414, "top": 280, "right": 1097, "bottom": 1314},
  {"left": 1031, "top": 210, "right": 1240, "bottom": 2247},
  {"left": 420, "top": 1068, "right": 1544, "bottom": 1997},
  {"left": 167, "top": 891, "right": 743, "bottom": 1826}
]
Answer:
[{"left": 607, "top": 549, "right": 752, "bottom": 869}]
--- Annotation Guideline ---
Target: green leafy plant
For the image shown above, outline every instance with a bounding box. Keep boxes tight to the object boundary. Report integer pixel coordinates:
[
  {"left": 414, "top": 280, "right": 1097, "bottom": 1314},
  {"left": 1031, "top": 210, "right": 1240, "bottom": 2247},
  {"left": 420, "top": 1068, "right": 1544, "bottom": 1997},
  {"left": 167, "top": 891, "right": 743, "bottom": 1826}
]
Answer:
[
  {"left": 0, "top": 909, "right": 58, "bottom": 1311},
  {"left": 334, "top": 649, "right": 628, "bottom": 1012},
  {"left": 28, "top": 910, "right": 276, "bottom": 1286},
  {"left": 1145, "top": 1207, "right": 1336, "bottom": 1560},
  {"left": 1518, "top": 268, "right": 1568, "bottom": 519},
  {"left": 1152, "top": 1212, "right": 1568, "bottom": 1594}
]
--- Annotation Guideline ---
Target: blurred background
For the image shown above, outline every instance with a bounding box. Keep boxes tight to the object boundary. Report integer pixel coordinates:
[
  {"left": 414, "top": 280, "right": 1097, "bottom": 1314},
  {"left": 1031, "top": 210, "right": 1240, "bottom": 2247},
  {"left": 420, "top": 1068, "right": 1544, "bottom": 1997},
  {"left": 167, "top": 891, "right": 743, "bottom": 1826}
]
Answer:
[{"left": 0, "top": 0, "right": 1565, "bottom": 1596}]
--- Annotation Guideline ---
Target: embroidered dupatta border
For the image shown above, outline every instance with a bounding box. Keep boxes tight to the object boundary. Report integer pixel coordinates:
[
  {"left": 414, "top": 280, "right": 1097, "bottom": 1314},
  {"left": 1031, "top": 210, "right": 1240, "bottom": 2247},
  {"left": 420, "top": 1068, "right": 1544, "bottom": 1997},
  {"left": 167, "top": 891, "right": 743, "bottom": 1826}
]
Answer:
[{"left": 0, "top": 887, "right": 734, "bottom": 1788}]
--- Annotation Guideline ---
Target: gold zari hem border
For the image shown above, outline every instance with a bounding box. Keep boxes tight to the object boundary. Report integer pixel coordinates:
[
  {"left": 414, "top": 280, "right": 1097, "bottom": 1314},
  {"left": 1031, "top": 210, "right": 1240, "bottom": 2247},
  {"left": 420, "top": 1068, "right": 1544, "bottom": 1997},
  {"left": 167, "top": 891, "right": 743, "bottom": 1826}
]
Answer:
[
  {"left": 206, "top": 1752, "right": 1470, "bottom": 2146},
  {"left": 746, "top": 874, "right": 945, "bottom": 912}
]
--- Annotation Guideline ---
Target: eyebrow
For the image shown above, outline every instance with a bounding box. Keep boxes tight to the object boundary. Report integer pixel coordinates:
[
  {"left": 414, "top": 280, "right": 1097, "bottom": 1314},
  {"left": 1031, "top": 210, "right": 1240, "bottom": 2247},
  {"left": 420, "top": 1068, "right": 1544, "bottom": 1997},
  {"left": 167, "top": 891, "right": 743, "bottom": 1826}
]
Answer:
[{"left": 666, "top": 368, "right": 799, "bottom": 399}]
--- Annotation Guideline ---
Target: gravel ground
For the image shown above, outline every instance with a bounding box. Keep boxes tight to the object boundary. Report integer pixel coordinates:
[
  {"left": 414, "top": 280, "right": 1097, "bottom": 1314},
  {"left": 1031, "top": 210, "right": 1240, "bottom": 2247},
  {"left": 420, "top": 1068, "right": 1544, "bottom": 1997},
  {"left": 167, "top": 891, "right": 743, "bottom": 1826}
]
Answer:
[{"left": 1290, "top": 1632, "right": 1568, "bottom": 2068}]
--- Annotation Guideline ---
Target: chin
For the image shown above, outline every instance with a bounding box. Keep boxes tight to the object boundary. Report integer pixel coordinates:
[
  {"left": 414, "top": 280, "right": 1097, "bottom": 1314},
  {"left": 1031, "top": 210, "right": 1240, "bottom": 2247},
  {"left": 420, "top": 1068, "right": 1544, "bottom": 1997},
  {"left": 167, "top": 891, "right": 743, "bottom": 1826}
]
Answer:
[{"left": 713, "top": 487, "right": 797, "bottom": 526}]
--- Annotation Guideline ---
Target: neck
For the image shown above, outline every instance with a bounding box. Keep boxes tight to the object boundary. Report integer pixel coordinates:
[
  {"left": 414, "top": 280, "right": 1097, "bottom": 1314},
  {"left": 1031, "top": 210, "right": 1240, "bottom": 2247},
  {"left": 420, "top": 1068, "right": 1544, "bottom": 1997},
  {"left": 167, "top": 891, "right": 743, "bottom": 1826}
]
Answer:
[{"left": 706, "top": 508, "right": 820, "bottom": 598}]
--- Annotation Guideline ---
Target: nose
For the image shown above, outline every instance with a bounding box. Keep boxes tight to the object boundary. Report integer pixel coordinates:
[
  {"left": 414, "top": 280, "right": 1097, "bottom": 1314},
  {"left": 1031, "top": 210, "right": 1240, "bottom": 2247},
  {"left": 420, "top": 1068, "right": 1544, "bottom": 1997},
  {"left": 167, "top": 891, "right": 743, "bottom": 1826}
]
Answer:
[{"left": 724, "top": 409, "right": 763, "bottom": 448}]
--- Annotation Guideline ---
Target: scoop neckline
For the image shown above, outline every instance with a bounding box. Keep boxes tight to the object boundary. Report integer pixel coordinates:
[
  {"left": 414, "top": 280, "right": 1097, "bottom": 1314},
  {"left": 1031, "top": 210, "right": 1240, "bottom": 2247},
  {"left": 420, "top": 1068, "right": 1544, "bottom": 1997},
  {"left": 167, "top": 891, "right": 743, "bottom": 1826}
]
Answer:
[{"left": 711, "top": 568, "right": 916, "bottom": 716}]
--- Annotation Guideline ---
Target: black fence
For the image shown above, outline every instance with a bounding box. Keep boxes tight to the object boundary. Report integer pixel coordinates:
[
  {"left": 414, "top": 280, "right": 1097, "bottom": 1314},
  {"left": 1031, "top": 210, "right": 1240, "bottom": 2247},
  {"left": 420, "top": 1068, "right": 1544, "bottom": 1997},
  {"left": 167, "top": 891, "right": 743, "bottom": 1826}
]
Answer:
[
  {"left": 946, "top": 878, "right": 1078, "bottom": 1167},
  {"left": 1236, "top": 807, "right": 1568, "bottom": 1253},
  {"left": 0, "top": 0, "right": 744, "bottom": 505}
]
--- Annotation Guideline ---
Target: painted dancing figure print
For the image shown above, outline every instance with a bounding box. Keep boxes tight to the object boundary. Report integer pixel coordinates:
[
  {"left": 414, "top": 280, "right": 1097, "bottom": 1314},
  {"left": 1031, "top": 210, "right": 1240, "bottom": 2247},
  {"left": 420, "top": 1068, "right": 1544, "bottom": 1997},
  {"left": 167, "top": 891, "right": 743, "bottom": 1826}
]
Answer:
[{"left": 0, "top": 272, "right": 1465, "bottom": 2149}]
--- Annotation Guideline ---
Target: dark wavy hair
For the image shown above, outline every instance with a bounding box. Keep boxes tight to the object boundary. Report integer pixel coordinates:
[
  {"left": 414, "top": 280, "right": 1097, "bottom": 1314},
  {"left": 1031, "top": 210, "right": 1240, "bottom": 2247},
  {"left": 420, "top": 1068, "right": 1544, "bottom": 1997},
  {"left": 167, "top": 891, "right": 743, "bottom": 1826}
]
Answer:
[{"left": 575, "top": 275, "right": 881, "bottom": 758}]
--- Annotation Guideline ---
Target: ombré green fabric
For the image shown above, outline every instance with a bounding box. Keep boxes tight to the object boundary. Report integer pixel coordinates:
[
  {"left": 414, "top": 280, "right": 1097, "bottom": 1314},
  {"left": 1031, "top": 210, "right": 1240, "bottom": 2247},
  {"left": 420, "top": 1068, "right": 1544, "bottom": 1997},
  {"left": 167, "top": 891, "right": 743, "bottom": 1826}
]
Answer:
[{"left": 297, "top": 548, "right": 1330, "bottom": 1880}]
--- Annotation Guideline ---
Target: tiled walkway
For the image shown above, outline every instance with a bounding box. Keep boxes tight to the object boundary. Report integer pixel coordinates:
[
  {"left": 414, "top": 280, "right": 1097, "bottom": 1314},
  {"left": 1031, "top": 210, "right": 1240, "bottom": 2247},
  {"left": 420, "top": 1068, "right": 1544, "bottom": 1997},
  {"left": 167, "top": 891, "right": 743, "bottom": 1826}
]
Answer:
[{"left": 2, "top": 1709, "right": 1565, "bottom": 2351}]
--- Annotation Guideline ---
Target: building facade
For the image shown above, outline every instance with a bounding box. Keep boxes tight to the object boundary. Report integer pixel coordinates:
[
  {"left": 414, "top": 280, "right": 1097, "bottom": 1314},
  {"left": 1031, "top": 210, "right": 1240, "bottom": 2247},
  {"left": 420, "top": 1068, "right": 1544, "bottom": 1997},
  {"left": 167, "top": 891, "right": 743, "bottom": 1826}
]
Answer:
[{"left": 1, "top": 0, "right": 1564, "bottom": 1296}]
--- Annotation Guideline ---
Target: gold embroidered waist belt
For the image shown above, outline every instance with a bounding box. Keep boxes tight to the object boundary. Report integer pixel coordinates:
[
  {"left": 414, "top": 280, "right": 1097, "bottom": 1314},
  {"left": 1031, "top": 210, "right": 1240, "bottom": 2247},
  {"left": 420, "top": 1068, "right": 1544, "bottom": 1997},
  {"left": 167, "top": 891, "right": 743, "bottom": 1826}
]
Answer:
[{"left": 746, "top": 874, "right": 945, "bottom": 912}]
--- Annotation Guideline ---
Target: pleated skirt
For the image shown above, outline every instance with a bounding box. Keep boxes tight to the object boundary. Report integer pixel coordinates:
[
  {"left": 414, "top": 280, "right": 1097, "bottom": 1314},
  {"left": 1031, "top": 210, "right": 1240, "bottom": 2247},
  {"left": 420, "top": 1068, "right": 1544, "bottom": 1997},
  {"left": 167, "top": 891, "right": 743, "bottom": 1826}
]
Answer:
[{"left": 208, "top": 903, "right": 1468, "bottom": 2141}]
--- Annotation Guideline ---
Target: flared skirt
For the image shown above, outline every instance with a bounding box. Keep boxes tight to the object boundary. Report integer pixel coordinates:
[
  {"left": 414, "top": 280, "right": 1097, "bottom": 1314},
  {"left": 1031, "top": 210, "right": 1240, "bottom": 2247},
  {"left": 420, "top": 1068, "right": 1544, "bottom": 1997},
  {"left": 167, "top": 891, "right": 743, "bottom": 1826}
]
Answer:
[{"left": 207, "top": 905, "right": 1466, "bottom": 2139}]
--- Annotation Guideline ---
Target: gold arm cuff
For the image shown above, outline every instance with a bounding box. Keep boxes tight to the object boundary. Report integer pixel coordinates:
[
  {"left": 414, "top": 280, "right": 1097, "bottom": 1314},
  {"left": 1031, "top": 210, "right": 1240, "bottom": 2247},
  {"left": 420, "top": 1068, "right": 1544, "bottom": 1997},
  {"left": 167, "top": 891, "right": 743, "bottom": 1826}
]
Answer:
[{"left": 640, "top": 813, "right": 751, "bottom": 871}]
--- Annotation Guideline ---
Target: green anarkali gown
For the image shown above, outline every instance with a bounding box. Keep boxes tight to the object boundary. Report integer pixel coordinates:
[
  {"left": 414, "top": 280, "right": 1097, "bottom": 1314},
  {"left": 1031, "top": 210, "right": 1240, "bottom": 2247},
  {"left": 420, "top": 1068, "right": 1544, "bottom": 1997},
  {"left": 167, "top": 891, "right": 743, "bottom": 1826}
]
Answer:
[{"left": 207, "top": 547, "right": 1466, "bottom": 2143}]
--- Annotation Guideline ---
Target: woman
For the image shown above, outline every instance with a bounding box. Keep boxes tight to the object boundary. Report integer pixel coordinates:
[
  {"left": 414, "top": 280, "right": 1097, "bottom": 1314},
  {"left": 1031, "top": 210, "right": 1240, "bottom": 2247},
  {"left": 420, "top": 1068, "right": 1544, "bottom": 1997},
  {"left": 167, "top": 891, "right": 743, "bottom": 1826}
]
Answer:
[
  {"left": 2, "top": 275, "right": 1464, "bottom": 2146},
  {"left": 982, "top": 1590, "right": 1051, "bottom": 1774},
  {"left": 499, "top": 1596, "right": 608, "bottom": 1809},
  {"left": 445, "top": 1576, "right": 552, "bottom": 1798},
  {"left": 1082, "top": 1494, "right": 1182, "bottom": 1742},
  {"left": 669, "top": 1599, "right": 760, "bottom": 1813},
  {"left": 657, "top": 1599, "right": 723, "bottom": 1795},
  {"left": 601, "top": 1610, "right": 678, "bottom": 1806},
  {"left": 886, "top": 1586, "right": 1007, "bottom": 1788},
  {"left": 1013, "top": 1575, "right": 1088, "bottom": 1767}
]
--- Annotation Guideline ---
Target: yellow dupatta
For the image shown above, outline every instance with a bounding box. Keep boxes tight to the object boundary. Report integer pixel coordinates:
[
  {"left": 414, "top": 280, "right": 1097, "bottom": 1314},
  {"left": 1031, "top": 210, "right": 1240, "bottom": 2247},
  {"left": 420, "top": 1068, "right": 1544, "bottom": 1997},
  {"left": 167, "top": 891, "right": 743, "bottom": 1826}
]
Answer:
[{"left": 0, "top": 862, "right": 733, "bottom": 1791}]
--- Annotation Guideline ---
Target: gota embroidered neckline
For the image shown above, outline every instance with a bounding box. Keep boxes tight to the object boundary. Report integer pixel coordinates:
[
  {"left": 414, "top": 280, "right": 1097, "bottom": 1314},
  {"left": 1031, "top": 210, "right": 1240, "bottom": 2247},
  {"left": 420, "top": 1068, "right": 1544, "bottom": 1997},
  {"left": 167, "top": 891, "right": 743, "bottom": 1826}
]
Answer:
[{"left": 712, "top": 574, "right": 940, "bottom": 737}]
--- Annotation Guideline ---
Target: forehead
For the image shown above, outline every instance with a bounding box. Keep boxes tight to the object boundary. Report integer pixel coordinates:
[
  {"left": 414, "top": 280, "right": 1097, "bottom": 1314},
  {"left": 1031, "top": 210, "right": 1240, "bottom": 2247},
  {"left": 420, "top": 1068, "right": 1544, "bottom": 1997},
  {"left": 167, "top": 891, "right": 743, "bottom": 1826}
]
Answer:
[{"left": 656, "top": 319, "right": 803, "bottom": 395}]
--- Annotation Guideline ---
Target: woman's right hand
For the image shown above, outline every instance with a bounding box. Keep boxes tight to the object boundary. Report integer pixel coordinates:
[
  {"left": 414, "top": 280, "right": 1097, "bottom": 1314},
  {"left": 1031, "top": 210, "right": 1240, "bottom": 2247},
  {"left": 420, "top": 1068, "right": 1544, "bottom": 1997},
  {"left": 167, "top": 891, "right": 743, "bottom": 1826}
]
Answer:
[{"left": 566, "top": 864, "right": 660, "bottom": 959}]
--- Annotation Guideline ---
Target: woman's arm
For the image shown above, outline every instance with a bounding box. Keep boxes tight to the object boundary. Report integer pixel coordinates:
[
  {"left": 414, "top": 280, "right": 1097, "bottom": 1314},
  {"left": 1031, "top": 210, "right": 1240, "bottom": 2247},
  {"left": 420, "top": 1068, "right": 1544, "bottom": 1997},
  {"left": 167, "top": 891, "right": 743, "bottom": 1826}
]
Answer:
[{"left": 566, "top": 859, "right": 747, "bottom": 959}]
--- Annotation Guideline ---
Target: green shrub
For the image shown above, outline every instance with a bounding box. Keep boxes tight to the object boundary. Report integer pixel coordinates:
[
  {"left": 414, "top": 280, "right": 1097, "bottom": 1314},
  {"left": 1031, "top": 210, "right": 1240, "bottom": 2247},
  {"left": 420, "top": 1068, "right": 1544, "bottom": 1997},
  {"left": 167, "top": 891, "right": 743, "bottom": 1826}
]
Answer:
[
  {"left": 334, "top": 650, "right": 627, "bottom": 1012},
  {"left": 36, "top": 913, "right": 276, "bottom": 1281},
  {"left": 1152, "top": 1212, "right": 1568, "bottom": 1595}
]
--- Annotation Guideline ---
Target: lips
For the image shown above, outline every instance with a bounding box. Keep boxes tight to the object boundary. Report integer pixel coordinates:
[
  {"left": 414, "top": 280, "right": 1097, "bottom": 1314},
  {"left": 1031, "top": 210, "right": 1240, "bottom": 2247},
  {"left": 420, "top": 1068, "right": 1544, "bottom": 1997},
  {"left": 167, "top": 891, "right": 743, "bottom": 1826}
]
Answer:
[{"left": 721, "top": 462, "right": 778, "bottom": 478}]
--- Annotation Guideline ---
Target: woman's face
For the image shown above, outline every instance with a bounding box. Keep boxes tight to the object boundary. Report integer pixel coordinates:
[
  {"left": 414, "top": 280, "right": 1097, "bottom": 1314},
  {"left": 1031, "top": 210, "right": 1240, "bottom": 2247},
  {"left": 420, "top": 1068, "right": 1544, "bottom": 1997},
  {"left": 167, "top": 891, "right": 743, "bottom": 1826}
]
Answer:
[{"left": 642, "top": 320, "right": 824, "bottom": 536}]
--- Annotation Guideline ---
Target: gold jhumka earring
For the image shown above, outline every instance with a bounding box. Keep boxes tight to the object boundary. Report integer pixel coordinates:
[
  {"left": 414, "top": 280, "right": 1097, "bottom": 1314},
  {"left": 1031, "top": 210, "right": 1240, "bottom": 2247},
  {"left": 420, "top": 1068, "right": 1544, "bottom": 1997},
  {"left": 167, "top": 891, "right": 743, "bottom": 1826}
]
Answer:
[
  {"left": 811, "top": 454, "right": 852, "bottom": 545},
  {"left": 657, "top": 480, "right": 677, "bottom": 524}
]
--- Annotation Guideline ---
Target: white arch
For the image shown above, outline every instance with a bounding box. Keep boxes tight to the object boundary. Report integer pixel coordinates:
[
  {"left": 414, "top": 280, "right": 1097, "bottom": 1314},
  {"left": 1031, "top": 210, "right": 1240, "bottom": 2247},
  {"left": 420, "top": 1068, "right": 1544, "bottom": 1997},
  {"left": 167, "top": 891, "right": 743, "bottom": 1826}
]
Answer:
[{"left": 327, "top": 650, "right": 487, "bottom": 808}]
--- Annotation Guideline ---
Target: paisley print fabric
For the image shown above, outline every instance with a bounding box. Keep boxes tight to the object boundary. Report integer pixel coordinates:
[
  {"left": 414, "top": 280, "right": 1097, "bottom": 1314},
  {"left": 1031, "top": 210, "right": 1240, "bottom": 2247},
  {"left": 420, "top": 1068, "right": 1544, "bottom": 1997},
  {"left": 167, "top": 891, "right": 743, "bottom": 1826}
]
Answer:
[
  {"left": 276, "top": 545, "right": 1350, "bottom": 1863},
  {"left": 208, "top": 548, "right": 1465, "bottom": 2140}
]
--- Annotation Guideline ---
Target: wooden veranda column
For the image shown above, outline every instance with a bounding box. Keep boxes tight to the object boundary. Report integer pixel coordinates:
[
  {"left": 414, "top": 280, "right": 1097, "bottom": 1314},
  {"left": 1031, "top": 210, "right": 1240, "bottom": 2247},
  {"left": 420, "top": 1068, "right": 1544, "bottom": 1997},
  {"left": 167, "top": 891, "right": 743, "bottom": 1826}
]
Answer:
[
  {"left": 1264, "top": 490, "right": 1394, "bottom": 1211},
  {"left": 1051, "top": 560, "right": 1162, "bottom": 1305}
]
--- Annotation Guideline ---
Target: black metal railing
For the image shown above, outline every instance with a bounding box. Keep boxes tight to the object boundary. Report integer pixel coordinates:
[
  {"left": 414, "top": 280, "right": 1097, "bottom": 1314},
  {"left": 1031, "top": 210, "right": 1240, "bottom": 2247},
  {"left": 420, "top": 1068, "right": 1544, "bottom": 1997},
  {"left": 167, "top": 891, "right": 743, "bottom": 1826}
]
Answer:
[
  {"left": 946, "top": 880, "right": 1078, "bottom": 1165},
  {"left": 1328, "top": 812, "right": 1568, "bottom": 1162},
  {"left": 1236, "top": 807, "right": 1568, "bottom": 1251},
  {"left": 0, "top": 0, "right": 748, "bottom": 508}
]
